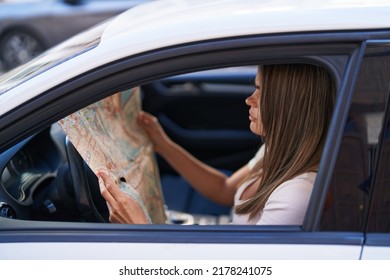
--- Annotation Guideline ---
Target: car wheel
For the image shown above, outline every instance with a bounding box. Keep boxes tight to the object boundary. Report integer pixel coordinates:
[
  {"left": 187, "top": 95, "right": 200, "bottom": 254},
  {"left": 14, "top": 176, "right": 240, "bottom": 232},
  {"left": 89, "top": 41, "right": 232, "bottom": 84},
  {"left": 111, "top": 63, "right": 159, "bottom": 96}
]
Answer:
[{"left": 0, "top": 29, "right": 45, "bottom": 70}]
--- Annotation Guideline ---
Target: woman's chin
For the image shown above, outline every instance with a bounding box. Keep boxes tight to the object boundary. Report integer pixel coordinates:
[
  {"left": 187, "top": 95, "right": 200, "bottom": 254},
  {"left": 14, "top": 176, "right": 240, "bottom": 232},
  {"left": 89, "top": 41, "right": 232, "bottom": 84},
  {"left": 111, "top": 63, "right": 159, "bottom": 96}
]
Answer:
[{"left": 249, "top": 123, "right": 262, "bottom": 136}]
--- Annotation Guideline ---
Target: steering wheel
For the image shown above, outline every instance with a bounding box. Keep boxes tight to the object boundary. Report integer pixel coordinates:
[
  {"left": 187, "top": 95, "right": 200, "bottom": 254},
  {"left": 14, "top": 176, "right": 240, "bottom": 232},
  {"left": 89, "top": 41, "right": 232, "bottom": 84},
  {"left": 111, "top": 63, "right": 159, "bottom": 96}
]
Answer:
[{"left": 65, "top": 137, "right": 109, "bottom": 222}]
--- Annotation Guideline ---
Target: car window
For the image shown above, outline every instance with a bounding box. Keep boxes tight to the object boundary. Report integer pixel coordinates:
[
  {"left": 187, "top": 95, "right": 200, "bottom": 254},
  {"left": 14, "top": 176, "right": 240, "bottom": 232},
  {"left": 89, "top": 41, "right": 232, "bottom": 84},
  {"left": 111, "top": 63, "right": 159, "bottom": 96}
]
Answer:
[
  {"left": 0, "top": 66, "right": 258, "bottom": 224},
  {"left": 367, "top": 96, "right": 390, "bottom": 233},
  {"left": 366, "top": 45, "right": 390, "bottom": 233},
  {"left": 0, "top": 62, "right": 340, "bottom": 227},
  {"left": 321, "top": 44, "right": 390, "bottom": 232}
]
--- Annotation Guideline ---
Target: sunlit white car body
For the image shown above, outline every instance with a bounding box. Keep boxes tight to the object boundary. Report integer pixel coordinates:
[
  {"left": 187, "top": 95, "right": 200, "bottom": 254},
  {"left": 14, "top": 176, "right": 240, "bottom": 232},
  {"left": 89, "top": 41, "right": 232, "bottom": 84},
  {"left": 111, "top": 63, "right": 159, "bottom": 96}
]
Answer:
[
  {"left": 2, "top": 0, "right": 390, "bottom": 115},
  {"left": 1, "top": 0, "right": 390, "bottom": 260}
]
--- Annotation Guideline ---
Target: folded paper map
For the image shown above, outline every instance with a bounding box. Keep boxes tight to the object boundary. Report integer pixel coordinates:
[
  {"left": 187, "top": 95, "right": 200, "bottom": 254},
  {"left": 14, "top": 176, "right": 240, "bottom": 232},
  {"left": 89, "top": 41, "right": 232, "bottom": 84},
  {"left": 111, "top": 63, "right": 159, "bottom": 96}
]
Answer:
[{"left": 58, "top": 87, "right": 167, "bottom": 224}]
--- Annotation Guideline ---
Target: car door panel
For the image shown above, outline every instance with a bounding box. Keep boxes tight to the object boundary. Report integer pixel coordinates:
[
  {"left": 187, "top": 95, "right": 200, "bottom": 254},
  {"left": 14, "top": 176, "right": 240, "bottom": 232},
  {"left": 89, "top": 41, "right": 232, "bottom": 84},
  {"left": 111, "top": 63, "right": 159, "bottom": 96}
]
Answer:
[
  {"left": 352, "top": 43, "right": 390, "bottom": 259},
  {"left": 0, "top": 219, "right": 363, "bottom": 259},
  {"left": 0, "top": 242, "right": 363, "bottom": 260},
  {"left": 361, "top": 235, "right": 390, "bottom": 259}
]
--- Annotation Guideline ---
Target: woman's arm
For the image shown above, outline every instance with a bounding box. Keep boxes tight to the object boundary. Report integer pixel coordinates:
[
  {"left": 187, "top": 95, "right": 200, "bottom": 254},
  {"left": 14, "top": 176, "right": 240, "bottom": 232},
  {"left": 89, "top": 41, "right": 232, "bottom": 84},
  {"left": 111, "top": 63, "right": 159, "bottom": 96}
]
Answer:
[{"left": 137, "top": 111, "right": 249, "bottom": 206}]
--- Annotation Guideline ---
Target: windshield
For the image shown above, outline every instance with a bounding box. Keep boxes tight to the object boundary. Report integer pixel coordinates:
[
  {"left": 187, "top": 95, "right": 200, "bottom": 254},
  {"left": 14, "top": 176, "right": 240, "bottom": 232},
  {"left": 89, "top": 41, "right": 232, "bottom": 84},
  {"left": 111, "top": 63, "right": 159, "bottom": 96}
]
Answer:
[{"left": 0, "top": 19, "right": 111, "bottom": 95}]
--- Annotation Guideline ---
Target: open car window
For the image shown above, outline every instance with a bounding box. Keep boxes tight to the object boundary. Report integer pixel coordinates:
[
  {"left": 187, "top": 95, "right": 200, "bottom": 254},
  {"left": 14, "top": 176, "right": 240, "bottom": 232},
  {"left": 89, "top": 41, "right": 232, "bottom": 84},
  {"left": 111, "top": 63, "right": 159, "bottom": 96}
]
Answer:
[
  {"left": 1, "top": 64, "right": 341, "bottom": 227},
  {"left": 0, "top": 66, "right": 259, "bottom": 225}
]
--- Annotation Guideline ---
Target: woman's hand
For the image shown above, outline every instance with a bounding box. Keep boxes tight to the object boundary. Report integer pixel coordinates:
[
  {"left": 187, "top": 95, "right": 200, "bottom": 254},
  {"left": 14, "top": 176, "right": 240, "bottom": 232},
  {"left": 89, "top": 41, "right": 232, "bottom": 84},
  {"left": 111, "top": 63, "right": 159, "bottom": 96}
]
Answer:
[
  {"left": 97, "top": 169, "right": 150, "bottom": 224},
  {"left": 137, "top": 111, "right": 172, "bottom": 154}
]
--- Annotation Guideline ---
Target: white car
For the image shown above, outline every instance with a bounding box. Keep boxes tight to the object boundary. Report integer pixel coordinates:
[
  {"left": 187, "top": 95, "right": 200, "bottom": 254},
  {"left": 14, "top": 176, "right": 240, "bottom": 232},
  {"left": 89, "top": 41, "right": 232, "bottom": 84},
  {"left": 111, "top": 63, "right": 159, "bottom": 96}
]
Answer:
[{"left": 0, "top": 0, "right": 390, "bottom": 260}]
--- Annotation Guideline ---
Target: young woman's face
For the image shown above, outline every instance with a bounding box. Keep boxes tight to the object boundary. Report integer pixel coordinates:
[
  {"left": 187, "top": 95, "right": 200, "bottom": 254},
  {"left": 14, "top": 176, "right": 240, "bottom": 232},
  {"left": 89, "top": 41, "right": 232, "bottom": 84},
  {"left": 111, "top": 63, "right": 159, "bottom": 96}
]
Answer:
[{"left": 245, "top": 73, "right": 264, "bottom": 136}]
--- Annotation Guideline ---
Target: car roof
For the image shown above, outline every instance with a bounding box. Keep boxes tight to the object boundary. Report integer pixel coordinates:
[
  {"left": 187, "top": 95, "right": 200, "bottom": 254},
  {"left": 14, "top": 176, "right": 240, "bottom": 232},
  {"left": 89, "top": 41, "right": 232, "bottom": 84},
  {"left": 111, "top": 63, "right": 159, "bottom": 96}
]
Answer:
[
  {"left": 1, "top": 0, "right": 390, "bottom": 116},
  {"left": 97, "top": 0, "right": 390, "bottom": 65},
  {"left": 102, "top": 0, "right": 390, "bottom": 45}
]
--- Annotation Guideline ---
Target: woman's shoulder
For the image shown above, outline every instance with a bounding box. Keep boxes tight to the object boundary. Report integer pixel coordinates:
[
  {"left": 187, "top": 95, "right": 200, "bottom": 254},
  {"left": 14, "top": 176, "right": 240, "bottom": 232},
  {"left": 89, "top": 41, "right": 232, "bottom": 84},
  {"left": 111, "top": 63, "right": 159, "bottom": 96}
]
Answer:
[
  {"left": 256, "top": 172, "right": 316, "bottom": 225},
  {"left": 269, "top": 172, "right": 316, "bottom": 200}
]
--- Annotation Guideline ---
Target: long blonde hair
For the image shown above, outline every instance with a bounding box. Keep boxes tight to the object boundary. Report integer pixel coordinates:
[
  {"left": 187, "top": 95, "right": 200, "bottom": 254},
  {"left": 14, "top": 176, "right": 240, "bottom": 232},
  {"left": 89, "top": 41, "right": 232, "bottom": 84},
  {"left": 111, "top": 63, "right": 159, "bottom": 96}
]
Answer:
[{"left": 235, "top": 64, "right": 336, "bottom": 219}]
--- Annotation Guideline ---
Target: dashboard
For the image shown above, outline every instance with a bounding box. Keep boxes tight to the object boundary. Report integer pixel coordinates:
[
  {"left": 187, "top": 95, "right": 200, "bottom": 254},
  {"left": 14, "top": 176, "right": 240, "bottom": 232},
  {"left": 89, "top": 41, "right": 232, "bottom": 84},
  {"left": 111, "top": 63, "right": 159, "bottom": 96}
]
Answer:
[
  {"left": 3, "top": 145, "right": 54, "bottom": 205},
  {"left": 0, "top": 124, "right": 106, "bottom": 222}
]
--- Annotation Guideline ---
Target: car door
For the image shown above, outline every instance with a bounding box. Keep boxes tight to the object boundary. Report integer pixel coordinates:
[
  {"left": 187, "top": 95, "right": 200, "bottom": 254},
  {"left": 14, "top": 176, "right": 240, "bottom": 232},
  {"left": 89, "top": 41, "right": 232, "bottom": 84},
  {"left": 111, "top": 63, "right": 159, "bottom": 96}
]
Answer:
[
  {"left": 359, "top": 42, "right": 390, "bottom": 259},
  {"left": 0, "top": 33, "right": 368, "bottom": 260}
]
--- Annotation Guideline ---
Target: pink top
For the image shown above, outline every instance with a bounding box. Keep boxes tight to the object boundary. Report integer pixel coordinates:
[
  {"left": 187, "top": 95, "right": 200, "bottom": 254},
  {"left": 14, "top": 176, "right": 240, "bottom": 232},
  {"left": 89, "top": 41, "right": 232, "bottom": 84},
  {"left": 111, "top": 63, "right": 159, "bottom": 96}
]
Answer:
[{"left": 231, "top": 146, "right": 316, "bottom": 225}]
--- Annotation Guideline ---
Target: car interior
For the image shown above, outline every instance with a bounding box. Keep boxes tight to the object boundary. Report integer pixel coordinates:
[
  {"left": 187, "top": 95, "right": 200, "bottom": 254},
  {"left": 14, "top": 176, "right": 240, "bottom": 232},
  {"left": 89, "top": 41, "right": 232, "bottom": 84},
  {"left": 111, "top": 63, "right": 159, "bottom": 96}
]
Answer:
[{"left": 0, "top": 66, "right": 261, "bottom": 225}]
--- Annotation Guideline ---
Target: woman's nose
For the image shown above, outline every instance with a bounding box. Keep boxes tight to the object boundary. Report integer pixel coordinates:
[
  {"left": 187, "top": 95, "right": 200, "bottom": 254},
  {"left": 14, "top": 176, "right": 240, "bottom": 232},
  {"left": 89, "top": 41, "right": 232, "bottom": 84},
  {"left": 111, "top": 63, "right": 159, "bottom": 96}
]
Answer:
[{"left": 246, "top": 92, "right": 256, "bottom": 106}]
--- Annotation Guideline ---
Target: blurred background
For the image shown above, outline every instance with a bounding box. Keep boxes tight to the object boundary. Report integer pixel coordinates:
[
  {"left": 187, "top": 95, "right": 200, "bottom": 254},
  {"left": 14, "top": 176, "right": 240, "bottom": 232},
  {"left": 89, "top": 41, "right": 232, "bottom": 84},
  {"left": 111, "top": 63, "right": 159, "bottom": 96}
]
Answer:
[{"left": 0, "top": 0, "right": 151, "bottom": 74}]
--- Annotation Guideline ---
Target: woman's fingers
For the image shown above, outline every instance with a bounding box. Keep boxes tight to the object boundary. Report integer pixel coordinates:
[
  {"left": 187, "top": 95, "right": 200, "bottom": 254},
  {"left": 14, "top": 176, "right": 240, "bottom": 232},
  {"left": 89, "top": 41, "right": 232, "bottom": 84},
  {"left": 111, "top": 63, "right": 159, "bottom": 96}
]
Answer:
[
  {"left": 97, "top": 169, "right": 150, "bottom": 224},
  {"left": 97, "top": 169, "right": 120, "bottom": 207},
  {"left": 137, "top": 111, "right": 162, "bottom": 150},
  {"left": 137, "top": 111, "right": 154, "bottom": 128},
  {"left": 97, "top": 170, "right": 127, "bottom": 223}
]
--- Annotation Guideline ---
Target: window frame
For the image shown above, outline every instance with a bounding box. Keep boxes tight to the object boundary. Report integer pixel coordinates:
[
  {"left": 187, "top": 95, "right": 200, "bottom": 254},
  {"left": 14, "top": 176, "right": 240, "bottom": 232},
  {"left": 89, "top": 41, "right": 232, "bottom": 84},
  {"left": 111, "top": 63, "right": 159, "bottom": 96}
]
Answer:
[
  {"left": 363, "top": 40, "right": 390, "bottom": 238},
  {"left": 0, "top": 33, "right": 374, "bottom": 254}
]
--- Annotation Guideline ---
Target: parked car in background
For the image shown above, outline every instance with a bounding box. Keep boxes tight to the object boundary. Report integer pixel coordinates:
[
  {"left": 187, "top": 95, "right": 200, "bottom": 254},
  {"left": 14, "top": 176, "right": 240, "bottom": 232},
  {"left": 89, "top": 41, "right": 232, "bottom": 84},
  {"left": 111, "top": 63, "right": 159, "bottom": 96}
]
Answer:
[
  {"left": 1, "top": 0, "right": 390, "bottom": 260},
  {"left": 0, "top": 0, "right": 151, "bottom": 71}
]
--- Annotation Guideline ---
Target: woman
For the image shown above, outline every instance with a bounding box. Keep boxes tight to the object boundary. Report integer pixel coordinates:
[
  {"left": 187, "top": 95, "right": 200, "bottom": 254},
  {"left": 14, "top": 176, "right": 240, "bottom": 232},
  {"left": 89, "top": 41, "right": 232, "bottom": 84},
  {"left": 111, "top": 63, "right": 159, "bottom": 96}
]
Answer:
[{"left": 98, "top": 63, "right": 336, "bottom": 225}]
